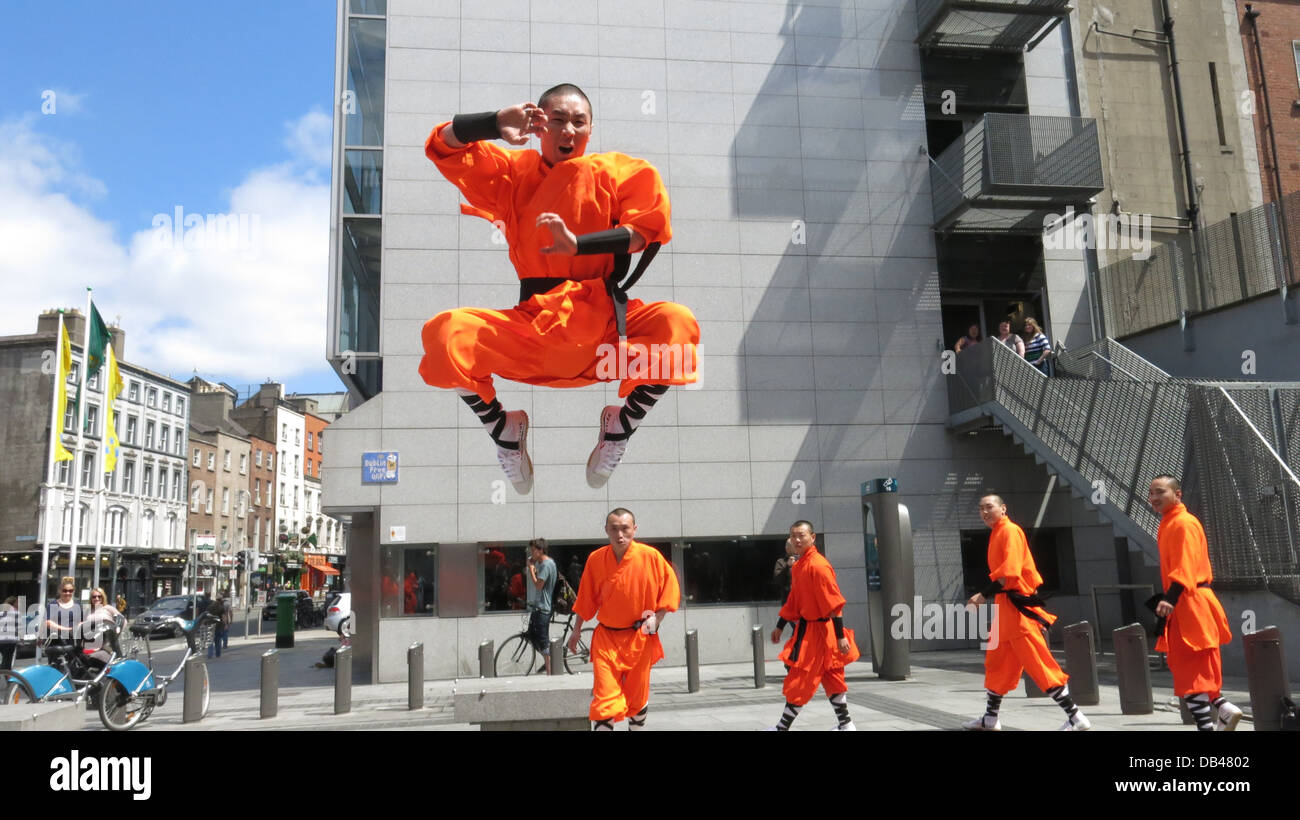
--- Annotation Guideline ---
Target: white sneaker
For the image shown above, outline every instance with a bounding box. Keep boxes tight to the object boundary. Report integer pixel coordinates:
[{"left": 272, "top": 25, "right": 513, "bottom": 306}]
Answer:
[
  {"left": 1215, "top": 701, "right": 1243, "bottom": 731},
  {"left": 586, "top": 406, "right": 629, "bottom": 488},
  {"left": 831, "top": 721, "right": 857, "bottom": 731},
  {"left": 1059, "top": 712, "right": 1091, "bottom": 731},
  {"left": 962, "top": 715, "right": 1001, "bottom": 731},
  {"left": 494, "top": 410, "right": 532, "bottom": 494}
]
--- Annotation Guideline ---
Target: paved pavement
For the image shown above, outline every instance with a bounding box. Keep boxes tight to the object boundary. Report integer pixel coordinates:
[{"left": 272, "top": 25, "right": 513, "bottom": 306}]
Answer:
[{"left": 87, "top": 627, "right": 1257, "bottom": 731}]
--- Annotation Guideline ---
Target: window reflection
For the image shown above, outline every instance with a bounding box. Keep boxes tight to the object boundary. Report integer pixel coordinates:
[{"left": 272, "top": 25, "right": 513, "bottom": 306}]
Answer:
[
  {"left": 344, "top": 149, "right": 383, "bottom": 215},
  {"left": 349, "top": 0, "right": 386, "bottom": 14},
  {"left": 381, "top": 545, "right": 436, "bottom": 617},
  {"left": 340, "top": 218, "right": 381, "bottom": 354},
  {"left": 683, "top": 538, "right": 790, "bottom": 605},
  {"left": 480, "top": 542, "right": 672, "bottom": 612},
  {"left": 346, "top": 18, "right": 386, "bottom": 147}
]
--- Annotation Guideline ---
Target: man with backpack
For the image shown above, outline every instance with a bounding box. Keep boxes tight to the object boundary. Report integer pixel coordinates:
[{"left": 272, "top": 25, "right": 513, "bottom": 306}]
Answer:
[{"left": 525, "top": 538, "right": 558, "bottom": 674}]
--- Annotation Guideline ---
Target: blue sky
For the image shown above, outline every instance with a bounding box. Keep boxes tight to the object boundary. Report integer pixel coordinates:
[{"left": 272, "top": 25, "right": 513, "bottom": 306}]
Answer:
[{"left": 0, "top": 3, "right": 346, "bottom": 396}]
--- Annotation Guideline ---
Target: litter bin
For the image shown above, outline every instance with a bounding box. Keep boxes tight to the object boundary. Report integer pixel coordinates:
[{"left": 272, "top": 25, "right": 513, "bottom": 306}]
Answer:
[{"left": 275, "top": 592, "right": 295, "bottom": 649}]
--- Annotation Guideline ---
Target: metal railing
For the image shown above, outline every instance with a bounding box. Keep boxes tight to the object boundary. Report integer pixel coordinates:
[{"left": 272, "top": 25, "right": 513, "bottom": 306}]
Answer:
[
  {"left": 1100, "top": 191, "right": 1300, "bottom": 338},
  {"left": 930, "top": 113, "right": 1104, "bottom": 231},
  {"left": 916, "top": 0, "right": 1072, "bottom": 53},
  {"left": 949, "top": 337, "right": 1300, "bottom": 603}
]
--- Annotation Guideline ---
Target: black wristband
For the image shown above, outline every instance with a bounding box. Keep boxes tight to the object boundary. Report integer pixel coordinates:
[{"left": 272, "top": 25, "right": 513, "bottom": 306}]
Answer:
[
  {"left": 1165, "top": 582, "right": 1185, "bottom": 606},
  {"left": 979, "top": 579, "right": 1004, "bottom": 599},
  {"left": 575, "top": 228, "right": 632, "bottom": 255},
  {"left": 832, "top": 616, "right": 845, "bottom": 640},
  {"left": 776, "top": 618, "right": 789, "bottom": 632},
  {"left": 451, "top": 111, "right": 501, "bottom": 143}
]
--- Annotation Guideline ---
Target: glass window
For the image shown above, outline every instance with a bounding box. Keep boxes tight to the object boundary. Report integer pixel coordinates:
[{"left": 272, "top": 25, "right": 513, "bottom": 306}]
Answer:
[
  {"left": 63, "top": 403, "right": 76, "bottom": 432},
  {"left": 281, "top": 424, "right": 287, "bottom": 441},
  {"left": 145, "top": 421, "right": 155, "bottom": 448},
  {"left": 345, "top": 17, "right": 386, "bottom": 146},
  {"left": 681, "top": 538, "right": 788, "bottom": 605},
  {"left": 88, "top": 371, "right": 99, "bottom": 390},
  {"left": 85, "top": 403, "right": 99, "bottom": 433},
  {"left": 255, "top": 479, "right": 261, "bottom": 505},
  {"left": 141, "top": 512, "right": 153, "bottom": 549},
  {"left": 172, "top": 471, "right": 181, "bottom": 501},
  {"left": 222, "top": 488, "right": 230, "bottom": 515},
  {"left": 176, "top": 397, "right": 185, "bottom": 417},
  {"left": 240, "top": 453, "right": 247, "bottom": 474},
  {"left": 256, "top": 450, "right": 263, "bottom": 468},
  {"left": 57, "top": 460, "right": 71, "bottom": 486},
  {"left": 349, "top": 0, "right": 386, "bottom": 13},
  {"left": 191, "top": 484, "right": 201, "bottom": 513},
  {"left": 157, "top": 467, "right": 167, "bottom": 499},
  {"left": 344, "top": 149, "right": 383, "bottom": 214},
  {"left": 142, "top": 466, "right": 153, "bottom": 499},
  {"left": 159, "top": 425, "right": 169, "bottom": 452},
  {"left": 193, "top": 448, "right": 201, "bottom": 467},
  {"left": 106, "top": 508, "right": 125, "bottom": 546},
  {"left": 380, "top": 545, "right": 436, "bottom": 617},
  {"left": 307, "top": 432, "right": 313, "bottom": 450},
  {"left": 122, "top": 461, "right": 134, "bottom": 495},
  {"left": 146, "top": 388, "right": 157, "bottom": 408},
  {"left": 960, "top": 527, "right": 1077, "bottom": 595},
  {"left": 162, "top": 393, "right": 171, "bottom": 412},
  {"left": 339, "top": 218, "right": 381, "bottom": 355},
  {"left": 126, "top": 416, "right": 137, "bottom": 445},
  {"left": 105, "top": 468, "right": 115, "bottom": 493},
  {"left": 80, "top": 453, "right": 96, "bottom": 488},
  {"left": 224, "top": 450, "right": 231, "bottom": 471},
  {"left": 208, "top": 453, "right": 215, "bottom": 471},
  {"left": 128, "top": 381, "right": 139, "bottom": 401},
  {"left": 206, "top": 489, "right": 214, "bottom": 514},
  {"left": 295, "top": 429, "right": 300, "bottom": 446}
]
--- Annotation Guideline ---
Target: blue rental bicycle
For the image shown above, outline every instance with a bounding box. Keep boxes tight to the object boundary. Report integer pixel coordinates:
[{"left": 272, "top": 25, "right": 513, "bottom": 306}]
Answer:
[
  {"left": 96, "top": 612, "right": 219, "bottom": 731},
  {"left": 3, "top": 616, "right": 125, "bottom": 711}
]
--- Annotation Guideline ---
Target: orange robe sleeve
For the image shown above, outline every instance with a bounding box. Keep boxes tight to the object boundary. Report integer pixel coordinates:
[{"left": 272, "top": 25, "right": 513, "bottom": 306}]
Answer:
[
  {"left": 425, "top": 123, "right": 518, "bottom": 224},
  {"left": 599, "top": 154, "right": 672, "bottom": 246}
]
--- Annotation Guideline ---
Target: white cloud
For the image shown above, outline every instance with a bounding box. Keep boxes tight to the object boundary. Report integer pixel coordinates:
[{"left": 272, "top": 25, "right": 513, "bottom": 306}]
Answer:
[
  {"left": 0, "top": 115, "right": 331, "bottom": 386},
  {"left": 284, "top": 109, "right": 332, "bottom": 168}
]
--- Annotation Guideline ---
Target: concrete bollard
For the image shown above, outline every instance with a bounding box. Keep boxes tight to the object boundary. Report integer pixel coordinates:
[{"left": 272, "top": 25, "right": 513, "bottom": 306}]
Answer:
[
  {"left": 182, "top": 657, "right": 206, "bottom": 723},
  {"left": 1113, "top": 624, "right": 1153, "bottom": 715},
  {"left": 334, "top": 646, "right": 352, "bottom": 715},
  {"left": 1063, "top": 621, "right": 1099, "bottom": 706},
  {"left": 752, "top": 625, "right": 765, "bottom": 689},
  {"left": 686, "top": 630, "right": 700, "bottom": 694},
  {"left": 1244, "top": 626, "right": 1292, "bottom": 731},
  {"left": 260, "top": 649, "right": 278, "bottom": 719},
  {"left": 479, "top": 639, "right": 494, "bottom": 678},
  {"left": 407, "top": 642, "right": 424, "bottom": 710},
  {"left": 549, "top": 637, "right": 565, "bottom": 675}
]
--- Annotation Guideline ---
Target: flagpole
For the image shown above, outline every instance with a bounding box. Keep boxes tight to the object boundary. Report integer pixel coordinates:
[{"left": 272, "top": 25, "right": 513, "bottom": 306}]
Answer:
[
  {"left": 38, "top": 312, "right": 66, "bottom": 636},
  {"left": 68, "top": 288, "right": 93, "bottom": 587},
  {"left": 92, "top": 341, "right": 109, "bottom": 591}
]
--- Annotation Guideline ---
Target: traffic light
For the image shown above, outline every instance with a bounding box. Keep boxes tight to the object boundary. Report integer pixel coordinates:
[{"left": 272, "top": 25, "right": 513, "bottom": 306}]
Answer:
[{"left": 236, "top": 553, "right": 246, "bottom": 571}]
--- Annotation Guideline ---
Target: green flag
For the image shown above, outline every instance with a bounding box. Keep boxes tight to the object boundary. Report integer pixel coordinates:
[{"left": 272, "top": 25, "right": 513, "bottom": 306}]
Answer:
[{"left": 85, "top": 302, "right": 110, "bottom": 378}]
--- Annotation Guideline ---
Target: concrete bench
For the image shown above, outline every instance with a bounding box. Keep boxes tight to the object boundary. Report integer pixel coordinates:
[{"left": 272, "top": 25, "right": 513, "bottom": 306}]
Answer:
[
  {"left": 0, "top": 701, "right": 83, "bottom": 731},
  {"left": 453, "top": 674, "right": 591, "bottom": 731}
]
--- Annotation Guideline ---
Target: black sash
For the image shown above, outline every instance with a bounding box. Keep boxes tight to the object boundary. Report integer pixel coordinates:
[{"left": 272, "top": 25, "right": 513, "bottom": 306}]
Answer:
[
  {"left": 788, "top": 616, "right": 830, "bottom": 663},
  {"left": 517, "top": 241, "right": 661, "bottom": 338},
  {"left": 597, "top": 620, "right": 644, "bottom": 632},
  {"left": 1004, "top": 590, "right": 1052, "bottom": 630}
]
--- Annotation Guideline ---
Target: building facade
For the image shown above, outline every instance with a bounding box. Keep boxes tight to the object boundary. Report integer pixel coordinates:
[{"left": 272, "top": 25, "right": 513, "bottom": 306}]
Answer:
[{"left": 0, "top": 310, "right": 191, "bottom": 612}]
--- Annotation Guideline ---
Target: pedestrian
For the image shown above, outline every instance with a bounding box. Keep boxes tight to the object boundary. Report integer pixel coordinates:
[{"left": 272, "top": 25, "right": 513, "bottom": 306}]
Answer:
[
  {"left": 525, "top": 538, "right": 557, "bottom": 674},
  {"left": 963, "top": 495, "right": 1089, "bottom": 730},
  {"left": 419, "top": 84, "right": 701, "bottom": 494},
  {"left": 772, "top": 536, "right": 798, "bottom": 602},
  {"left": 83, "top": 587, "right": 121, "bottom": 665},
  {"left": 1022, "top": 318, "right": 1052, "bottom": 374},
  {"left": 993, "top": 320, "right": 1026, "bottom": 357},
  {"left": 567, "top": 508, "right": 680, "bottom": 730},
  {"left": 767, "top": 521, "right": 860, "bottom": 731},
  {"left": 115, "top": 593, "right": 127, "bottom": 615},
  {"left": 206, "top": 595, "right": 229, "bottom": 659},
  {"left": 44, "top": 577, "right": 83, "bottom": 647},
  {"left": 1147, "top": 475, "right": 1242, "bottom": 731},
  {"left": 0, "top": 596, "right": 21, "bottom": 670},
  {"left": 954, "top": 323, "right": 982, "bottom": 352}
]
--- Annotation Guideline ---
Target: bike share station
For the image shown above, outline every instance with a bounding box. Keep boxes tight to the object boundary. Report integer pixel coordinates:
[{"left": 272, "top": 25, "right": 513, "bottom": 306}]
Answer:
[{"left": 862, "top": 478, "right": 914, "bottom": 681}]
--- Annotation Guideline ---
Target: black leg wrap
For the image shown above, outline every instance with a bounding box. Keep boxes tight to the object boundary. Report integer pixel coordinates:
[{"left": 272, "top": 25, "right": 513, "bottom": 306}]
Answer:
[
  {"left": 606, "top": 384, "right": 669, "bottom": 442},
  {"left": 461, "top": 394, "right": 516, "bottom": 450},
  {"left": 628, "top": 706, "right": 648, "bottom": 727}
]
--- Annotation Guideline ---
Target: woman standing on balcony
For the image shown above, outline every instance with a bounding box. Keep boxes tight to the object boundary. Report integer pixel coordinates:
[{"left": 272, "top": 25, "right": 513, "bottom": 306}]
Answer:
[
  {"left": 1022, "top": 319, "right": 1052, "bottom": 374},
  {"left": 994, "top": 320, "right": 1025, "bottom": 357},
  {"left": 954, "top": 324, "right": 982, "bottom": 352}
]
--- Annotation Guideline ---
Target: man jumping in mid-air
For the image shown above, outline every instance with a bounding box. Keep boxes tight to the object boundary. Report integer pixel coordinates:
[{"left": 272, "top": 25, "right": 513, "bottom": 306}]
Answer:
[{"left": 420, "top": 84, "right": 700, "bottom": 494}]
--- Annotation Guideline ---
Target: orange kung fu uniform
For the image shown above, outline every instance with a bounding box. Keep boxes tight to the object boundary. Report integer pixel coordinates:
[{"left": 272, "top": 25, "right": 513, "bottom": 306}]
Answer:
[
  {"left": 982, "top": 517, "right": 1068, "bottom": 696},
  {"left": 1155, "top": 503, "right": 1232, "bottom": 697},
  {"left": 778, "top": 548, "right": 860, "bottom": 706},
  {"left": 419, "top": 124, "right": 700, "bottom": 403},
  {"left": 572, "top": 541, "right": 680, "bottom": 723}
]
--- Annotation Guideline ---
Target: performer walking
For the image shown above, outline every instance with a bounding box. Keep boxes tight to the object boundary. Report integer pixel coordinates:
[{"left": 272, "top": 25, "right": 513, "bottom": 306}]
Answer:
[
  {"left": 1148, "top": 475, "right": 1242, "bottom": 731},
  {"left": 767, "top": 521, "right": 859, "bottom": 731},
  {"left": 568, "top": 508, "right": 680, "bottom": 730},
  {"left": 964, "top": 495, "right": 1090, "bottom": 731},
  {"left": 421, "top": 84, "right": 700, "bottom": 493}
]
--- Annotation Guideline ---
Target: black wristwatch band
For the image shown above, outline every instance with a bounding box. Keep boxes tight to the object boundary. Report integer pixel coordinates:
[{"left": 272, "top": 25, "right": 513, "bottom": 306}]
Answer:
[
  {"left": 575, "top": 228, "right": 632, "bottom": 255},
  {"left": 451, "top": 111, "right": 502, "bottom": 143}
]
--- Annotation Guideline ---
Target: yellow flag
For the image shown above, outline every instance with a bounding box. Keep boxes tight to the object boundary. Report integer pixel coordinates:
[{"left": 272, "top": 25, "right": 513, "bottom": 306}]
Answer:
[
  {"left": 54, "top": 323, "right": 74, "bottom": 462},
  {"left": 102, "top": 345, "right": 124, "bottom": 472}
]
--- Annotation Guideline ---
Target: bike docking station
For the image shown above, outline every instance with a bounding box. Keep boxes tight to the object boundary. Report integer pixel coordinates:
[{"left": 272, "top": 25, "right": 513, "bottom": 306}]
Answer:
[{"left": 862, "top": 478, "right": 914, "bottom": 681}]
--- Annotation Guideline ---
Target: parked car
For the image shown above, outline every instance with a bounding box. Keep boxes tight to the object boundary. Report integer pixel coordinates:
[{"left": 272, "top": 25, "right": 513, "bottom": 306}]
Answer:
[
  {"left": 263, "top": 590, "right": 316, "bottom": 626},
  {"left": 323, "top": 593, "right": 351, "bottom": 633},
  {"left": 129, "top": 595, "right": 212, "bottom": 639}
]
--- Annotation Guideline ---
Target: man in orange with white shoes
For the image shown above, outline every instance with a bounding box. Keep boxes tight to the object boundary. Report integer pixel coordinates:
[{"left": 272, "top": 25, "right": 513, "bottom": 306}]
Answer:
[
  {"left": 568, "top": 508, "right": 679, "bottom": 730},
  {"left": 420, "top": 84, "right": 700, "bottom": 494},
  {"left": 1148, "top": 475, "right": 1242, "bottom": 731},
  {"left": 964, "top": 495, "right": 1090, "bottom": 731}
]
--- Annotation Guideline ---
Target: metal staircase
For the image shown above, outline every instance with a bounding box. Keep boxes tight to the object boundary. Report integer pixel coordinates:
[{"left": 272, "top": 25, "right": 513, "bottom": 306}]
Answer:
[{"left": 947, "top": 338, "right": 1300, "bottom": 604}]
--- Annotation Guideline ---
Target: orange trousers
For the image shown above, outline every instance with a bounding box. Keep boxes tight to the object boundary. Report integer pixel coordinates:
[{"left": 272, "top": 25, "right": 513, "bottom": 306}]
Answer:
[
  {"left": 418, "top": 280, "right": 699, "bottom": 403},
  {"left": 984, "top": 629, "right": 1068, "bottom": 695},
  {"left": 1166, "top": 613, "right": 1224, "bottom": 697},
  {"left": 589, "top": 628, "right": 661, "bottom": 722}
]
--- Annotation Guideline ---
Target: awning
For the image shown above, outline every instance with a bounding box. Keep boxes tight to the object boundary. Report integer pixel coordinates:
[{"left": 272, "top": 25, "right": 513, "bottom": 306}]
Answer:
[{"left": 303, "top": 554, "right": 340, "bottom": 575}]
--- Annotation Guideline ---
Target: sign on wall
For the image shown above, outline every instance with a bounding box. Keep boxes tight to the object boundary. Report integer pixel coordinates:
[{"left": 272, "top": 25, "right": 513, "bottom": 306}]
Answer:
[{"left": 362, "top": 451, "right": 399, "bottom": 484}]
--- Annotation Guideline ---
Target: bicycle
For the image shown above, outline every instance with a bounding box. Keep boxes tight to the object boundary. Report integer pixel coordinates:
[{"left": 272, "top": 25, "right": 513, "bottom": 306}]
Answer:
[
  {"left": 494, "top": 610, "right": 594, "bottom": 676},
  {"left": 3, "top": 617, "right": 124, "bottom": 709},
  {"left": 97, "top": 612, "right": 219, "bottom": 731}
]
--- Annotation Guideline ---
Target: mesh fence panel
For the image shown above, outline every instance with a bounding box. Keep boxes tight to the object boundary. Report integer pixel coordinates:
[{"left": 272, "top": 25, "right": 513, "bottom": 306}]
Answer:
[{"left": 985, "top": 114, "right": 1103, "bottom": 190}]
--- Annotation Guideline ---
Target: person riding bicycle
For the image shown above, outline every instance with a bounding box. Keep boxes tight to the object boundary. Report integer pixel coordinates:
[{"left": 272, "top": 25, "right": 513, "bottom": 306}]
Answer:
[
  {"left": 43, "top": 577, "right": 84, "bottom": 648},
  {"left": 525, "top": 538, "right": 557, "bottom": 674},
  {"left": 82, "top": 587, "right": 122, "bottom": 668}
]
